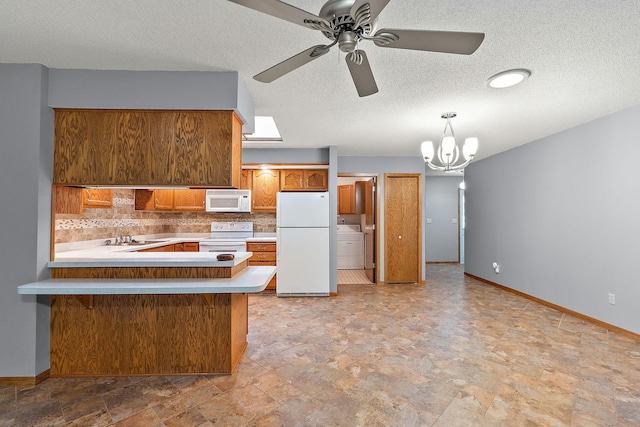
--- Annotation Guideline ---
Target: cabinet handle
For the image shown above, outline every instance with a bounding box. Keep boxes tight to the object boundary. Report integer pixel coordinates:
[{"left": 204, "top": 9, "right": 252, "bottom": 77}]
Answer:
[{"left": 398, "top": 235, "right": 402, "bottom": 239}]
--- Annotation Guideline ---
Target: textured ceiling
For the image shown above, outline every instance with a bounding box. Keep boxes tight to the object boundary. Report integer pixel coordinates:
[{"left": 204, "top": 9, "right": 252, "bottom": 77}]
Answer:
[{"left": 2, "top": 1, "right": 640, "bottom": 162}]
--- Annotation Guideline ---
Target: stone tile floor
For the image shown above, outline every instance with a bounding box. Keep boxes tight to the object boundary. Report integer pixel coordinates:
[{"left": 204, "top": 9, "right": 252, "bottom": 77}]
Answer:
[{"left": 1, "top": 264, "right": 639, "bottom": 426}]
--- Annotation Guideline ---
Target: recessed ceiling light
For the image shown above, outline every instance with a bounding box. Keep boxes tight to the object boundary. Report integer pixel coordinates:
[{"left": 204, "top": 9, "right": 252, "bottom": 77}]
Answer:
[{"left": 486, "top": 69, "right": 531, "bottom": 89}]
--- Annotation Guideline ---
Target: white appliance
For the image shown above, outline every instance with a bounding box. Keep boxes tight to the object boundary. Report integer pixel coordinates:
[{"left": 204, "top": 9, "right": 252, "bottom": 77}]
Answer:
[
  {"left": 199, "top": 222, "right": 253, "bottom": 252},
  {"left": 205, "top": 189, "right": 251, "bottom": 213},
  {"left": 276, "top": 192, "right": 330, "bottom": 296},
  {"left": 337, "top": 224, "right": 365, "bottom": 269}
]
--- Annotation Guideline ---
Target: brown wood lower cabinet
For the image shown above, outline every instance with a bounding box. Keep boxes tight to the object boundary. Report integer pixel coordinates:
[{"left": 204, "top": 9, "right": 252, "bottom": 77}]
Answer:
[
  {"left": 247, "top": 242, "right": 276, "bottom": 292},
  {"left": 50, "top": 293, "right": 247, "bottom": 376},
  {"left": 138, "top": 242, "right": 199, "bottom": 252},
  {"left": 49, "top": 263, "right": 251, "bottom": 376},
  {"left": 138, "top": 244, "right": 175, "bottom": 252},
  {"left": 175, "top": 242, "right": 199, "bottom": 252}
]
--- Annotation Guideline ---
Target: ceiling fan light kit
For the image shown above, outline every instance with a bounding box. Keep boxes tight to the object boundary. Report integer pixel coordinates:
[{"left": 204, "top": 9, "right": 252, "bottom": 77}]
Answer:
[
  {"left": 421, "top": 112, "right": 478, "bottom": 172},
  {"left": 228, "top": 0, "right": 485, "bottom": 97}
]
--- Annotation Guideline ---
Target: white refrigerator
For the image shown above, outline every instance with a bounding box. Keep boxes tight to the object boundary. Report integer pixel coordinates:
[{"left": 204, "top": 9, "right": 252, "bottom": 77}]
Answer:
[{"left": 276, "top": 192, "right": 330, "bottom": 296}]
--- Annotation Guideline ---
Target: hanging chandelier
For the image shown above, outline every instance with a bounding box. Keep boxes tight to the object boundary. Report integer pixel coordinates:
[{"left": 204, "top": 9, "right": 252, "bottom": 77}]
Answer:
[{"left": 421, "top": 112, "right": 478, "bottom": 172}]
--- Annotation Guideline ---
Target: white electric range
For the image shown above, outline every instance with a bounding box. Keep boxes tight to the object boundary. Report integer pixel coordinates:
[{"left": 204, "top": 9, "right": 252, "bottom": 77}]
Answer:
[{"left": 198, "top": 222, "right": 254, "bottom": 253}]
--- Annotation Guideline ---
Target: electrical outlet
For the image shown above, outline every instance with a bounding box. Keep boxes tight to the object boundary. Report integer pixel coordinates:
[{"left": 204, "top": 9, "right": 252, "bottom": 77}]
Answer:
[
  {"left": 608, "top": 293, "right": 616, "bottom": 305},
  {"left": 492, "top": 262, "right": 500, "bottom": 274}
]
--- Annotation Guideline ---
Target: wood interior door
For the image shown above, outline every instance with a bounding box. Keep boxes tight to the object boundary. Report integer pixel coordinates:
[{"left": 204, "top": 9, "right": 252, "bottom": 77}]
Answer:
[
  {"left": 363, "top": 178, "right": 376, "bottom": 283},
  {"left": 384, "top": 174, "right": 422, "bottom": 284}
]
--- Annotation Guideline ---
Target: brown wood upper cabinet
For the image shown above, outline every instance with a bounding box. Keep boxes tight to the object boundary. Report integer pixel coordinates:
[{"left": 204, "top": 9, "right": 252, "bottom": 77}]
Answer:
[
  {"left": 53, "top": 110, "right": 243, "bottom": 188},
  {"left": 82, "top": 188, "right": 113, "bottom": 208},
  {"left": 251, "top": 169, "right": 279, "bottom": 212},
  {"left": 173, "top": 189, "right": 206, "bottom": 211},
  {"left": 338, "top": 184, "right": 355, "bottom": 214},
  {"left": 338, "top": 182, "right": 365, "bottom": 215},
  {"left": 280, "top": 169, "right": 328, "bottom": 191},
  {"left": 134, "top": 189, "right": 204, "bottom": 212}
]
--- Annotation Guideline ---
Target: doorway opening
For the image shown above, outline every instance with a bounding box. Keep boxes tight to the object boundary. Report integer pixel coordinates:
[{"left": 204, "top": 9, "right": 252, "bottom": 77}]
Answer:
[
  {"left": 337, "top": 174, "right": 378, "bottom": 285},
  {"left": 459, "top": 187, "right": 465, "bottom": 265}
]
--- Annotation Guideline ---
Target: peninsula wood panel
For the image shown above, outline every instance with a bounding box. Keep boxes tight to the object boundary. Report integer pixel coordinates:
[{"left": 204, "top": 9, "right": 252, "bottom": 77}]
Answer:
[
  {"left": 384, "top": 174, "right": 422, "bottom": 284},
  {"left": 49, "top": 263, "right": 248, "bottom": 279},
  {"left": 50, "top": 293, "right": 247, "bottom": 375},
  {"left": 54, "top": 109, "right": 243, "bottom": 187}
]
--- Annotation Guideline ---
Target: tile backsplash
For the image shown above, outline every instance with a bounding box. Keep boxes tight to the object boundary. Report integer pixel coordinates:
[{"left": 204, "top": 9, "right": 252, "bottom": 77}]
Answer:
[{"left": 55, "top": 189, "right": 276, "bottom": 244}]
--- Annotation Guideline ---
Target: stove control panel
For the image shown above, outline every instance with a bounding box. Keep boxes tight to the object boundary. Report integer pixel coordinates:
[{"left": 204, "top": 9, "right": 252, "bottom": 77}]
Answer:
[{"left": 210, "top": 222, "right": 254, "bottom": 232}]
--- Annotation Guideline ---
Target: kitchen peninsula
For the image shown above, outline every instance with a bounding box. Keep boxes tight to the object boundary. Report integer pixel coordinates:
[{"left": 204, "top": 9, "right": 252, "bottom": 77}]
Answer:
[{"left": 19, "top": 243, "right": 275, "bottom": 377}]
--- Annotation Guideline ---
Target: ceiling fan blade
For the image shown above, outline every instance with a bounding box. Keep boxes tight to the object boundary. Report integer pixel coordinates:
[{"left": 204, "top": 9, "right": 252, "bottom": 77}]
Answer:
[
  {"left": 373, "top": 29, "right": 485, "bottom": 55},
  {"left": 228, "top": 0, "right": 330, "bottom": 30},
  {"left": 254, "top": 45, "right": 330, "bottom": 83},
  {"left": 346, "top": 50, "right": 378, "bottom": 97},
  {"left": 350, "top": 0, "right": 391, "bottom": 25}
]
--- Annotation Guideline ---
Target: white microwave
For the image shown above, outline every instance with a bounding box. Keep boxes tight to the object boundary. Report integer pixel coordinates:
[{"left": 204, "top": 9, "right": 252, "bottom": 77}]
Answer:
[{"left": 205, "top": 189, "right": 251, "bottom": 213}]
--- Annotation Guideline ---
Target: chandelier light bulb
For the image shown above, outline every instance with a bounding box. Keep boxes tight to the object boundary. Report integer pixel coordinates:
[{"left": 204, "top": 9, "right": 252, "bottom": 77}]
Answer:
[
  {"left": 421, "top": 141, "right": 434, "bottom": 161},
  {"left": 441, "top": 136, "right": 456, "bottom": 158},
  {"left": 463, "top": 137, "right": 478, "bottom": 160}
]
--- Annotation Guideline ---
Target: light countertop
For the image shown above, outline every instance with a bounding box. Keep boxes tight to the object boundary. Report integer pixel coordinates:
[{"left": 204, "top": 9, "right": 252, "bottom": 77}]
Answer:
[
  {"left": 49, "top": 251, "right": 252, "bottom": 268},
  {"left": 247, "top": 233, "right": 276, "bottom": 243},
  {"left": 18, "top": 266, "right": 276, "bottom": 295},
  {"left": 51, "top": 237, "right": 251, "bottom": 268},
  {"left": 246, "top": 237, "right": 277, "bottom": 243}
]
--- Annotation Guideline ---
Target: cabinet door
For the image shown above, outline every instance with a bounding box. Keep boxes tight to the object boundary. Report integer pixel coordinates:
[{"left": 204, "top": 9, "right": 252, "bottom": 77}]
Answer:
[
  {"left": 54, "top": 186, "right": 83, "bottom": 214},
  {"left": 304, "top": 170, "right": 328, "bottom": 191},
  {"left": 175, "top": 242, "right": 199, "bottom": 252},
  {"left": 241, "top": 169, "right": 252, "bottom": 190},
  {"left": 114, "top": 111, "right": 151, "bottom": 185},
  {"left": 82, "top": 188, "right": 113, "bottom": 208},
  {"left": 183, "top": 242, "right": 199, "bottom": 252},
  {"left": 338, "top": 184, "right": 355, "bottom": 214},
  {"left": 139, "top": 244, "right": 175, "bottom": 252},
  {"left": 154, "top": 189, "right": 174, "bottom": 211},
  {"left": 280, "top": 170, "right": 304, "bottom": 191},
  {"left": 252, "top": 169, "right": 279, "bottom": 212},
  {"left": 173, "top": 189, "right": 205, "bottom": 211}
]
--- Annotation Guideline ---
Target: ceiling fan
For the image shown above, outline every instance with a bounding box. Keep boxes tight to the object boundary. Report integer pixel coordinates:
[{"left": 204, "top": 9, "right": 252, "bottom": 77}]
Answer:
[{"left": 227, "top": 0, "right": 485, "bottom": 97}]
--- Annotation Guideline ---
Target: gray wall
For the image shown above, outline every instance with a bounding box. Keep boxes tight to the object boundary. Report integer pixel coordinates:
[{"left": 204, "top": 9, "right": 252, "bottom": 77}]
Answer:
[
  {"left": 338, "top": 156, "right": 426, "bottom": 282},
  {"left": 242, "top": 148, "right": 329, "bottom": 164},
  {"left": 465, "top": 105, "right": 640, "bottom": 335},
  {"left": 425, "top": 176, "right": 463, "bottom": 262},
  {"left": 48, "top": 69, "right": 255, "bottom": 132},
  {"left": 0, "top": 64, "right": 53, "bottom": 377}
]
